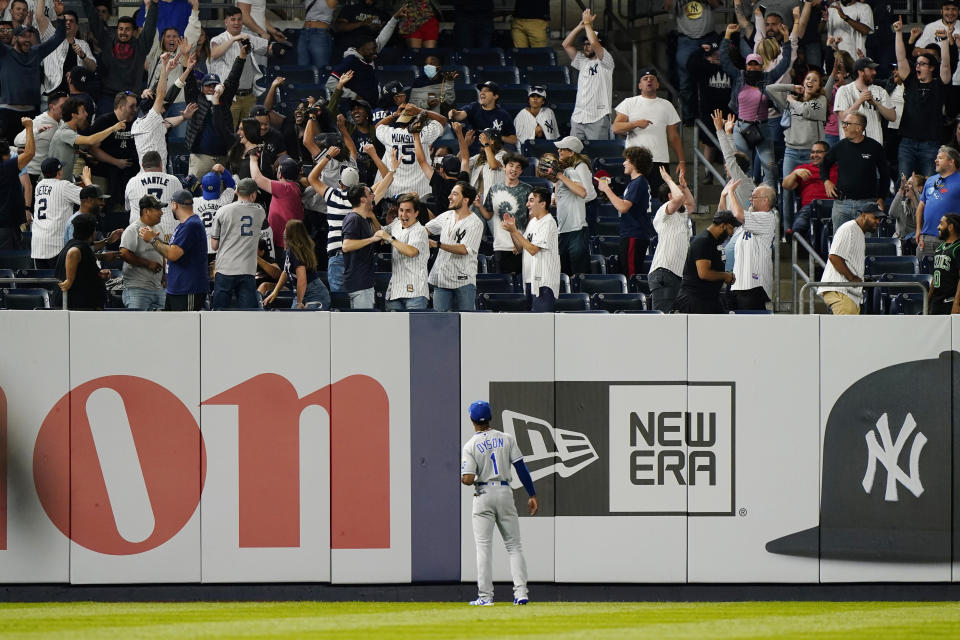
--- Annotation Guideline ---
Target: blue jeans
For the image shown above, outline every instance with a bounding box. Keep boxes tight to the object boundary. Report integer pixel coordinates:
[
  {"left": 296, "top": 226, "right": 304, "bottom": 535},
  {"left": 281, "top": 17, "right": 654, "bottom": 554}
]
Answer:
[
  {"left": 348, "top": 287, "right": 375, "bottom": 309},
  {"left": 782, "top": 147, "right": 810, "bottom": 232},
  {"left": 734, "top": 120, "right": 776, "bottom": 187},
  {"left": 676, "top": 35, "right": 713, "bottom": 122},
  {"left": 297, "top": 27, "right": 333, "bottom": 68},
  {"left": 831, "top": 198, "right": 874, "bottom": 233},
  {"left": 433, "top": 283, "right": 477, "bottom": 311},
  {"left": 212, "top": 273, "right": 259, "bottom": 310},
  {"left": 327, "top": 252, "right": 344, "bottom": 293},
  {"left": 824, "top": 133, "right": 840, "bottom": 148},
  {"left": 296, "top": 277, "right": 331, "bottom": 309},
  {"left": 123, "top": 287, "right": 165, "bottom": 310},
  {"left": 898, "top": 138, "right": 939, "bottom": 184},
  {"left": 386, "top": 296, "right": 428, "bottom": 310}
]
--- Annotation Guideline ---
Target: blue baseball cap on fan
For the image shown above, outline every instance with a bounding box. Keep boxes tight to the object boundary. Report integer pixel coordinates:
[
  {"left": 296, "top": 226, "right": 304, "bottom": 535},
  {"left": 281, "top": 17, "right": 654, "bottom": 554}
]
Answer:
[
  {"left": 201, "top": 171, "right": 222, "bottom": 200},
  {"left": 469, "top": 401, "right": 492, "bottom": 423}
]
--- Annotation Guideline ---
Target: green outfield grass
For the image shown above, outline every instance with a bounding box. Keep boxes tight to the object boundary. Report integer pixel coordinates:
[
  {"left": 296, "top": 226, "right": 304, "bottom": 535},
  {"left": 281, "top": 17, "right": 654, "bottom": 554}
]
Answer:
[{"left": 1, "top": 601, "right": 959, "bottom": 639}]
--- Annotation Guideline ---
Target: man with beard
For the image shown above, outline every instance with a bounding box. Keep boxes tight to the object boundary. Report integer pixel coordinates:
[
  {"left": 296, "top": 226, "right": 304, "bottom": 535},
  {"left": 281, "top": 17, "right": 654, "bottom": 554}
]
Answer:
[
  {"left": 376, "top": 102, "right": 446, "bottom": 198},
  {"left": 674, "top": 209, "right": 739, "bottom": 313},
  {"left": 835, "top": 57, "right": 896, "bottom": 145},
  {"left": 478, "top": 153, "right": 532, "bottom": 275},
  {"left": 87, "top": 91, "right": 138, "bottom": 207},
  {"left": 0, "top": 17, "right": 65, "bottom": 139},
  {"left": 375, "top": 193, "right": 430, "bottom": 310},
  {"left": 562, "top": 8, "right": 614, "bottom": 141},
  {"left": 827, "top": 0, "right": 874, "bottom": 61},
  {"left": 931, "top": 212, "right": 960, "bottom": 314},
  {"left": 82, "top": 0, "right": 157, "bottom": 116},
  {"left": 914, "top": 0, "right": 960, "bottom": 57},
  {"left": 817, "top": 202, "right": 885, "bottom": 315}
]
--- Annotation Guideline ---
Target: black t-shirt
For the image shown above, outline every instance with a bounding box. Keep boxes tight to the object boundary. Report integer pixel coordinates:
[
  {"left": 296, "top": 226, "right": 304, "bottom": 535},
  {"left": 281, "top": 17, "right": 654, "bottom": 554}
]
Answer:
[
  {"left": 820, "top": 137, "right": 889, "bottom": 200},
  {"left": 680, "top": 229, "right": 724, "bottom": 297},
  {"left": 261, "top": 127, "right": 287, "bottom": 170},
  {"left": 89, "top": 112, "right": 138, "bottom": 174},
  {"left": 341, "top": 211, "right": 375, "bottom": 292},
  {"left": 461, "top": 102, "right": 515, "bottom": 137},
  {"left": 933, "top": 239, "right": 960, "bottom": 308},
  {"left": 351, "top": 125, "right": 383, "bottom": 186},
  {"left": 513, "top": 0, "right": 549, "bottom": 19},
  {"left": 428, "top": 172, "right": 457, "bottom": 217},
  {"left": 336, "top": 4, "right": 390, "bottom": 50},
  {"left": 899, "top": 74, "right": 947, "bottom": 142},
  {"left": 0, "top": 156, "right": 24, "bottom": 229}
]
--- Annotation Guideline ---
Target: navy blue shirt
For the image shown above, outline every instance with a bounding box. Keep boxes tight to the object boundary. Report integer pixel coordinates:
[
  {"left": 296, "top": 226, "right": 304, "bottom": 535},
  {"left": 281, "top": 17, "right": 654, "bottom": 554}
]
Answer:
[
  {"left": 461, "top": 102, "right": 515, "bottom": 137},
  {"left": 620, "top": 175, "right": 654, "bottom": 239},
  {"left": 284, "top": 249, "right": 319, "bottom": 287},
  {"left": 166, "top": 215, "right": 209, "bottom": 295},
  {"left": 331, "top": 55, "right": 379, "bottom": 106},
  {"left": 341, "top": 211, "right": 376, "bottom": 292}
]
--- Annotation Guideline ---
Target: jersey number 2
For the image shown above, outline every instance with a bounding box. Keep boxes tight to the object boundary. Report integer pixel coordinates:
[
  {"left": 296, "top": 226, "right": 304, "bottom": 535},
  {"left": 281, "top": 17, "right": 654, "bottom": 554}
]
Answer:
[
  {"left": 240, "top": 215, "right": 254, "bottom": 236},
  {"left": 35, "top": 198, "right": 47, "bottom": 220}
]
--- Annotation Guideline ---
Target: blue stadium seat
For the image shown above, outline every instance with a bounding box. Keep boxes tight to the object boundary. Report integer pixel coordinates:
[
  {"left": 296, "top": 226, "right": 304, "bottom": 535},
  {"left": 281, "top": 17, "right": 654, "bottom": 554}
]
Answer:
[
  {"left": 455, "top": 86, "right": 480, "bottom": 104},
  {"left": 455, "top": 48, "right": 506, "bottom": 67},
  {"left": 554, "top": 292, "right": 590, "bottom": 311},
  {"left": 408, "top": 47, "right": 454, "bottom": 64},
  {"left": 522, "top": 65, "right": 570, "bottom": 85},
  {"left": 378, "top": 47, "right": 416, "bottom": 64},
  {"left": 376, "top": 64, "right": 419, "bottom": 84},
  {"left": 573, "top": 273, "right": 628, "bottom": 294},
  {"left": 443, "top": 64, "right": 471, "bottom": 84},
  {"left": 871, "top": 273, "right": 932, "bottom": 315},
  {"left": 521, "top": 139, "right": 558, "bottom": 158},
  {"left": 888, "top": 293, "right": 926, "bottom": 315},
  {"left": 545, "top": 85, "right": 578, "bottom": 103},
  {"left": 592, "top": 235, "right": 620, "bottom": 257},
  {"left": 629, "top": 274, "right": 651, "bottom": 295},
  {"left": 469, "top": 65, "right": 520, "bottom": 86},
  {"left": 592, "top": 292, "right": 648, "bottom": 312},
  {"left": 865, "top": 255, "right": 918, "bottom": 277},
  {"left": 270, "top": 65, "right": 319, "bottom": 85},
  {"left": 2, "top": 287, "right": 50, "bottom": 309},
  {"left": 594, "top": 156, "right": 626, "bottom": 180},
  {"left": 476, "top": 273, "right": 516, "bottom": 294},
  {"left": 596, "top": 202, "right": 619, "bottom": 219},
  {"left": 583, "top": 139, "right": 626, "bottom": 158},
  {"left": 15, "top": 268, "right": 57, "bottom": 292},
  {"left": 510, "top": 48, "right": 557, "bottom": 67},
  {"left": 559, "top": 273, "right": 571, "bottom": 293},
  {"left": 480, "top": 292, "right": 530, "bottom": 311},
  {"left": 0, "top": 268, "right": 14, "bottom": 289},
  {"left": 595, "top": 218, "right": 619, "bottom": 236},
  {"left": 588, "top": 254, "right": 607, "bottom": 274},
  {"left": 0, "top": 250, "right": 33, "bottom": 270},
  {"left": 500, "top": 103, "right": 526, "bottom": 117},
  {"left": 865, "top": 237, "right": 901, "bottom": 257},
  {"left": 489, "top": 85, "right": 531, "bottom": 104},
  {"left": 521, "top": 177, "right": 553, "bottom": 191}
]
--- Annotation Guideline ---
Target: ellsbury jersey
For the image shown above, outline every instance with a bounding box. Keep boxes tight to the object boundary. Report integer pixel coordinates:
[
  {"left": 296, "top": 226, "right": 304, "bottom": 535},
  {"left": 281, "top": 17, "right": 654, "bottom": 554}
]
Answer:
[
  {"left": 196, "top": 189, "right": 237, "bottom": 254},
  {"left": 461, "top": 429, "right": 523, "bottom": 484}
]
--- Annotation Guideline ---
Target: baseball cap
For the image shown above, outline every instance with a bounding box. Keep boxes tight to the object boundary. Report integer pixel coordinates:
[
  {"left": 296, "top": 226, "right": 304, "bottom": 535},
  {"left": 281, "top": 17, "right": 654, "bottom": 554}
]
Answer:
[
  {"left": 554, "top": 135, "right": 584, "bottom": 154},
  {"left": 469, "top": 400, "right": 492, "bottom": 423},
  {"left": 396, "top": 110, "right": 416, "bottom": 125},
  {"left": 943, "top": 0, "right": 959, "bottom": 7},
  {"left": 440, "top": 154, "right": 461, "bottom": 175},
  {"left": 279, "top": 157, "right": 300, "bottom": 180},
  {"left": 853, "top": 57, "right": 880, "bottom": 73},
  {"left": 350, "top": 97, "right": 372, "bottom": 112},
  {"left": 12, "top": 25, "right": 37, "bottom": 37},
  {"left": 79, "top": 184, "right": 109, "bottom": 200},
  {"left": 236, "top": 178, "right": 259, "bottom": 196},
  {"left": 712, "top": 210, "right": 743, "bottom": 227},
  {"left": 859, "top": 202, "right": 887, "bottom": 218},
  {"left": 139, "top": 194, "right": 164, "bottom": 210},
  {"left": 745, "top": 53, "right": 763, "bottom": 65},
  {"left": 201, "top": 73, "right": 221, "bottom": 86},
  {"left": 170, "top": 189, "right": 194, "bottom": 205},
  {"left": 340, "top": 166, "right": 360, "bottom": 188},
  {"left": 638, "top": 67, "right": 659, "bottom": 79},
  {"left": 201, "top": 171, "right": 222, "bottom": 200},
  {"left": 41, "top": 157, "right": 62, "bottom": 178},
  {"left": 249, "top": 105, "right": 269, "bottom": 117},
  {"left": 476, "top": 80, "right": 500, "bottom": 94},
  {"left": 480, "top": 127, "right": 501, "bottom": 141},
  {"left": 528, "top": 85, "right": 547, "bottom": 98}
]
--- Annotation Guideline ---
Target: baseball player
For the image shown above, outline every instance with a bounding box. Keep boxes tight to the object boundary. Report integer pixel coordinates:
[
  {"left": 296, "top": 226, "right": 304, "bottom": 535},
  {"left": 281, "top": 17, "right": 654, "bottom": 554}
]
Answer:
[
  {"left": 31, "top": 158, "right": 93, "bottom": 268},
  {"left": 461, "top": 400, "right": 538, "bottom": 607},
  {"left": 196, "top": 165, "right": 237, "bottom": 257},
  {"left": 375, "top": 102, "right": 446, "bottom": 198},
  {"left": 125, "top": 150, "right": 184, "bottom": 239}
]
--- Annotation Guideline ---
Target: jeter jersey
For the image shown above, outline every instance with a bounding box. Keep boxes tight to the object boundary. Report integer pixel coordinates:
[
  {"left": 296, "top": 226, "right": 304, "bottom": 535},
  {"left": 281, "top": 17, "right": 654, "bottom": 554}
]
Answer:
[
  {"left": 196, "top": 189, "right": 237, "bottom": 254},
  {"left": 461, "top": 429, "right": 523, "bottom": 484},
  {"left": 375, "top": 119, "right": 443, "bottom": 198},
  {"left": 31, "top": 178, "right": 82, "bottom": 259},
  {"left": 125, "top": 171, "right": 184, "bottom": 239}
]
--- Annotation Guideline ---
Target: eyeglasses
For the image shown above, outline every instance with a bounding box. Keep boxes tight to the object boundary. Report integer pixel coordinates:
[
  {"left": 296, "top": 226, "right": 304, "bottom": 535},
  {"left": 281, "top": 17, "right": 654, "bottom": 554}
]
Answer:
[
  {"left": 810, "top": 149, "right": 826, "bottom": 154},
  {"left": 840, "top": 121, "right": 862, "bottom": 128},
  {"left": 916, "top": 61, "right": 932, "bottom": 67}
]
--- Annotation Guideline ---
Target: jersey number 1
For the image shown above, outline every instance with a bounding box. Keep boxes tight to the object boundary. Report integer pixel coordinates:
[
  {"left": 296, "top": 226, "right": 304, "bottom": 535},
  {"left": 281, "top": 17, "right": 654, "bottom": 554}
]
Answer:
[{"left": 490, "top": 452, "right": 498, "bottom": 475}]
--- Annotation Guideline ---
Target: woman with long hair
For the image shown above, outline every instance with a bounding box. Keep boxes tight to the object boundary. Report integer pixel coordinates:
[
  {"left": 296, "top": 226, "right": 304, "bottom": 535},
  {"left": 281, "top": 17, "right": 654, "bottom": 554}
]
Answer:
[
  {"left": 548, "top": 136, "right": 596, "bottom": 275},
  {"left": 469, "top": 128, "right": 506, "bottom": 201},
  {"left": 264, "top": 220, "right": 331, "bottom": 309}
]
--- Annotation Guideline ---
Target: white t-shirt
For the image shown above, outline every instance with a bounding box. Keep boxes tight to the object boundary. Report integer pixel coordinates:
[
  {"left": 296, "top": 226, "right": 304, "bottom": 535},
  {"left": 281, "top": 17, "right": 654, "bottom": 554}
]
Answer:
[
  {"left": 833, "top": 81, "right": 893, "bottom": 145},
  {"left": 514, "top": 107, "right": 560, "bottom": 145},
  {"left": 614, "top": 96, "right": 681, "bottom": 163},
  {"left": 521, "top": 213, "right": 561, "bottom": 298},
  {"left": 820, "top": 218, "right": 866, "bottom": 303},
  {"left": 916, "top": 18, "right": 957, "bottom": 49},
  {"left": 827, "top": 3, "right": 874, "bottom": 62}
]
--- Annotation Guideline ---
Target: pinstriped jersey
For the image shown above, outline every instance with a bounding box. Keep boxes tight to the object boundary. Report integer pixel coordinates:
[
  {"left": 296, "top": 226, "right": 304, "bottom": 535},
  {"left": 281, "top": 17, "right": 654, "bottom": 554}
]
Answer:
[
  {"left": 375, "top": 119, "right": 443, "bottom": 198},
  {"left": 424, "top": 210, "right": 484, "bottom": 289},
  {"left": 461, "top": 428, "right": 523, "bottom": 484},
  {"left": 522, "top": 213, "right": 561, "bottom": 298},
  {"left": 131, "top": 110, "right": 168, "bottom": 169},
  {"left": 31, "top": 178, "right": 82, "bottom": 259},
  {"left": 125, "top": 171, "right": 184, "bottom": 239},
  {"left": 196, "top": 189, "right": 237, "bottom": 254},
  {"left": 650, "top": 202, "right": 692, "bottom": 278},
  {"left": 383, "top": 220, "right": 429, "bottom": 299},
  {"left": 732, "top": 209, "right": 778, "bottom": 297}
]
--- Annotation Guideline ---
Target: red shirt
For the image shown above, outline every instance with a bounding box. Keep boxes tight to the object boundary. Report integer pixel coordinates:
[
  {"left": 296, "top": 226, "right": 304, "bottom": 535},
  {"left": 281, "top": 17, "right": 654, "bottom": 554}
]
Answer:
[
  {"left": 796, "top": 163, "right": 839, "bottom": 208},
  {"left": 267, "top": 180, "right": 304, "bottom": 248}
]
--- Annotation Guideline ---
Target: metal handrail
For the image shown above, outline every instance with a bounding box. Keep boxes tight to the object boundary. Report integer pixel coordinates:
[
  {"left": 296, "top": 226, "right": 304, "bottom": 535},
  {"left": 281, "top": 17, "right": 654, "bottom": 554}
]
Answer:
[
  {"left": 798, "top": 281, "right": 930, "bottom": 315},
  {"left": 791, "top": 233, "right": 827, "bottom": 314},
  {"left": 0, "top": 278, "right": 66, "bottom": 310},
  {"left": 691, "top": 122, "right": 727, "bottom": 207}
]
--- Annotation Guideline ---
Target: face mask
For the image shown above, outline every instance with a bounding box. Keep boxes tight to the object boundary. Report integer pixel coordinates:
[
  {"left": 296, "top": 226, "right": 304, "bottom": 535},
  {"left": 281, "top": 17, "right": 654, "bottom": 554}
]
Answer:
[
  {"left": 744, "top": 69, "right": 764, "bottom": 86},
  {"left": 423, "top": 64, "right": 438, "bottom": 79}
]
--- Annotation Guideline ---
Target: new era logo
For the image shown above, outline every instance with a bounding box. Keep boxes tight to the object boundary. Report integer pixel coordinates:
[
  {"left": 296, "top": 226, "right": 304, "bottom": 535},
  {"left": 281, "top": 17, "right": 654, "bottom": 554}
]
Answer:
[{"left": 500, "top": 410, "right": 599, "bottom": 488}]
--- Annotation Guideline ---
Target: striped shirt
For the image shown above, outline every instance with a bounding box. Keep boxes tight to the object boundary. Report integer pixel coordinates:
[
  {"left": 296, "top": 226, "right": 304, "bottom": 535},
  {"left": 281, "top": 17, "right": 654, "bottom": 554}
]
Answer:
[
  {"left": 375, "top": 119, "right": 443, "bottom": 198},
  {"left": 514, "top": 107, "right": 560, "bottom": 146},
  {"left": 469, "top": 149, "right": 506, "bottom": 202},
  {"left": 522, "top": 213, "right": 561, "bottom": 298},
  {"left": 23, "top": 112, "right": 59, "bottom": 176},
  {"left": 323, "top": 186, "right": 353, "bottom": 255},
  {"left": 132, "top": 110, "right": 168, "bottom": 169},
  {"left": 39, "top": 37, "right": 96, "bottom": 94},
  {"left": 125, "top": 171, "right": 184, "bottom": 239},
  {"left": 820, "top": 219, "right": 866, "bottom": 303},
  {"left": 425, "top": 210, "right": 484, "bottom": 289},
  {"left": 30, "top": 178, "right": 81, "bottom": 259},
  {"left": 196, "top": 189, "right": 237, "bottom": 254},
  {"left": 383, "top": 219, "right": 429, "bottom": 300},
  {"left": 649, "top": 203, "right": 692, "bottom": 278},
  {"left": 570, "top": 51, "right": 615, "bottom": 125},
  {"left": 732, "top": 209, "right": 778, "bottom": 297}
]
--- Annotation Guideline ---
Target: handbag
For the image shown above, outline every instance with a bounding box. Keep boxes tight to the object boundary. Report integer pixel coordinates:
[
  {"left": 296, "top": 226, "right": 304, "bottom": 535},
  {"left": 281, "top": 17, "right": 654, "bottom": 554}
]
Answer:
[{"left": 741, "top": 121, "right": 764, "bottom": 146}]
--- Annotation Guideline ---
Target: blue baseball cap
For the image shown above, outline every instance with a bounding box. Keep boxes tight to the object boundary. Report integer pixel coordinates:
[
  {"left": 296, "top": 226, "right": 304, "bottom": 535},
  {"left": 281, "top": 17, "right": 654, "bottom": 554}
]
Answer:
[
  {"left": 201, "top": 73, "right": 221, "bottom": 86},
  {"left": 201, "top": 171, "right": 221, "bottom": 200},
  {"left": 469, "top": 401, "right": 492, "bottom": 423}
]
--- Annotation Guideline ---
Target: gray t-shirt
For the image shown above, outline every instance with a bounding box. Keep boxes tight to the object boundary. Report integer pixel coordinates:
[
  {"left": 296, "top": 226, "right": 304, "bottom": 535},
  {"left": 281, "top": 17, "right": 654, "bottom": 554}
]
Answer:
[
  {"left": 675, "top": 0, "right": 715, "bottom": 39},
  {"left": 211, "top": 200, "right": 267, "bottom": 276},
  {"left": 48, "top": 123, "right": 79, "bottom": 177},
  {"left": 120, "top": 219, "right": 164, "bottom": 290}
]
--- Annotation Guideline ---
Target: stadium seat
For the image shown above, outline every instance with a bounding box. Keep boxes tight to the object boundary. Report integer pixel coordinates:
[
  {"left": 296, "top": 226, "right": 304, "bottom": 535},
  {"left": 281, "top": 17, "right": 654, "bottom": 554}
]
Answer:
[
  {"left": 554, "top": 292, "right": 590, "bottom": 311},
  {"left": 379, "top": 47, "right": 416, "bottom": 64},
  {"left": 469, "top": 65, "right": 520, "bottom": 86},
  {"left": 588, "top": 254, "right": 607, "bottom": 274},
  {"left": 592, "top": 292, "right": 647, "bottom": 312},
  {"left": 545, "top": 85, "right": 578, "bottom": 103},
  {"left": 500, "top": 103, "right": 526, "bottom": 117},
  {"left": 476, "top": 273, "right": 516, "bottom": 294},
  {"left": 551, "top": 103, "right": 574, "bottom": 136},
  {"left": 456, "top": 86, "right": 480, "bottom": 104},
  {"left": 15, "top": 268, "right": 57, "bottom": 293},
  {"left": 573, "top": 273, "right": 628, "bottom": 294},
  {"left": 592, "top": 235, "right": 619, "bottom": 257},
  {"left": 454, "top": 48, "right": 506, "bottom": 67},
  {"left": 270, "top": 64, "right": 319, "bottom": 85},
  {"left": 583, "top": 139, "right": 626, "bottom": 158},
  {"left": 596, "top": 203, "right": 619, "bottom": 219},
  {"left": 595, "top": 218, "right": 620, "bottom": 237},
  {"left": 443, "top": 64, "right": 471, "bottom": 85},
  {"left": 871, "top": 273, "right": 932, "bottom": 315},
  {"left": 330, "top": 291, "right": 352, "bottom": 311},
  {"left": 280, "top": 82, "right": 327, "bottom": 105},
  {"left": 594, "top": 156, "right": 626, "bottom": 180},
  {"left": 2, "top": 287, "right": 50, "bottom": 309},
  {"left": 522, "top": 177, "right": 553, "bottom": 191},
  {"left": 521, "top": 139, "right": 559, "bottom": 158},
  {"left": 510, "top": 48, "right": 557, "bottom": 67},
  {"left": 0, "top": 267, "right": 14, "bottom": 289},
  {"left": 888, "top": 293, "right": 926, "bottom": 315},
  {"left": 0, "top": 250, "right": 33, "bottom": 270},
  {"left": 492, "top": 85, "right": 531, "bottom": 104},
  {"left": 522, "top": 65, "right": 570, "bottom": 85},
  {"left": 480, "top": 292, "right": 530, "bottom": 311},
  {"left": 865, "top": 255, "right": 918, "bottom": 277},
  {"left": 376, "top": 64, "right": 419, "bottom": 84},
  {"left": 865, "top": 237, "right": 901, "bottom": 257},
  {"left": 629, "top": 274, "right": 651, "bottom": 295},
  {"left": 559, "top": 273, "right": 571, "bottom": 293},
  {"left": 405, "top": 46, "right": 453, "bottom": 64}
]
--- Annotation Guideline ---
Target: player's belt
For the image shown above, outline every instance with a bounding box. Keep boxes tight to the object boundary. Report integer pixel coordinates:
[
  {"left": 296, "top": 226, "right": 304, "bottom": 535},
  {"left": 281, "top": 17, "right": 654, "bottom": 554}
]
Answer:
[{"left": 476, "top": 481, "right": 509, "bottom": 487}]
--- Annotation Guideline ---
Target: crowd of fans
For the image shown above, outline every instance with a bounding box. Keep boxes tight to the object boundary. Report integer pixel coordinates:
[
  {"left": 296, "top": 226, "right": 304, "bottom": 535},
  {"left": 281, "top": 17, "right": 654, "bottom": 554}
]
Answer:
[{"left": 0, "top": 0, "right": 958, "bottom": 314}]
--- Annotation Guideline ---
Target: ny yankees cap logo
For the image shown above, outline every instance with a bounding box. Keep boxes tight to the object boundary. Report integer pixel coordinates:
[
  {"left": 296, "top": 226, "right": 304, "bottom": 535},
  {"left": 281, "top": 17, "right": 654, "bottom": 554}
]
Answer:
[{"left": 766, "top": 352, "right": 955, "bottom": 563}]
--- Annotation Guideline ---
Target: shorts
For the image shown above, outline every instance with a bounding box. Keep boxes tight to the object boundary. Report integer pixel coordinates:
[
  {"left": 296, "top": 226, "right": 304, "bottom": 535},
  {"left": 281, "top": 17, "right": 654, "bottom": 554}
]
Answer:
[{"left": 403, "top": 16, "right": 439, "bottom": 41}]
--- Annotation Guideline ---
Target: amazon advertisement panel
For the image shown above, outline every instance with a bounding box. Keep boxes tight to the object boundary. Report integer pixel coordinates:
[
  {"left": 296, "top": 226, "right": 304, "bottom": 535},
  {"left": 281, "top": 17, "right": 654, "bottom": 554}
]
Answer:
[
  {"left": 815, "top": 316, "right": 952, "bottom": 583},
  {"left": 552, "top": 314, "right": 688, "bottom": 583},
  {"left": 68, "top": 312, "right": 202, "bottom": 584},
  {"left": 461, "top": 313, "right": 555, "bottom": 585},
  {"left": 0, "top": 311, "right": 70, "bottom": 583},
  {"left": 688, "top": 315, "right": 820, "bottom": 583},
  {"left": 200, "top": 312, "right": 331, "bottom": 583}
]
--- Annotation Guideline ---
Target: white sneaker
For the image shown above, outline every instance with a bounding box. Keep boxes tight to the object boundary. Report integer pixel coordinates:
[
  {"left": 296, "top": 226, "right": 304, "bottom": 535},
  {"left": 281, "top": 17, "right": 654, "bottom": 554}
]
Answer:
[
  {"left": 469, "top": 598, "right": 494, "bottom": 606},
  {"left": 513, "top": 597, "right": 529, "bottom": 605}
]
